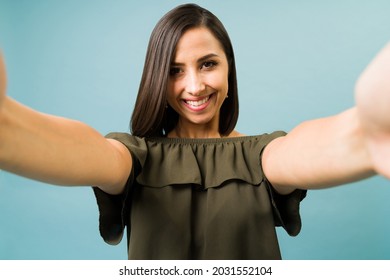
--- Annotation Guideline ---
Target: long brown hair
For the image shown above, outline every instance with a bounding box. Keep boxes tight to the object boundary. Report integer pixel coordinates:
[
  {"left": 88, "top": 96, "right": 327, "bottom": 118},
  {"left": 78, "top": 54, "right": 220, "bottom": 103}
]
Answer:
[{"left": 131, "top": 3, "right": 239, "bottom": 137}]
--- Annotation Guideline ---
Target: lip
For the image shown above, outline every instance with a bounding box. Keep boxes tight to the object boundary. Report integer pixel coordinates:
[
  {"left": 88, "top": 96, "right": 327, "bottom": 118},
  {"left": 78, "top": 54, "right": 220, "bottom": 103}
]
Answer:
[{"left": 181, "top": 93, "right": 214, "bottom": 112}]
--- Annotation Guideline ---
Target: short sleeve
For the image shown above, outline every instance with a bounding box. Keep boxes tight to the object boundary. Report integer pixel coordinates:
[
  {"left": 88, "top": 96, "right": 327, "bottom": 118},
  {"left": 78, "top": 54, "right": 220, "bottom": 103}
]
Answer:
[
  {"left": 259, "top": 131, "right": 307, "bottom": 236},
  {"left": 92, "top": 133, "right": 145, "bottom": 245},
  {"left": 92, "top": 173, "right": 133, "bottom": 245},
  {"left": 266, "top": 184, "right": 307, "bottom": 236}
]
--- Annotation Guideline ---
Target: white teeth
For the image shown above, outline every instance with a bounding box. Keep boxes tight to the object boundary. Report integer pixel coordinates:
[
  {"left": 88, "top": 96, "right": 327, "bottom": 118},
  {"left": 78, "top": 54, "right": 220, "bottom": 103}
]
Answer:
[{"left": 185, "top": 96, "right": 210, "bottom": 107}]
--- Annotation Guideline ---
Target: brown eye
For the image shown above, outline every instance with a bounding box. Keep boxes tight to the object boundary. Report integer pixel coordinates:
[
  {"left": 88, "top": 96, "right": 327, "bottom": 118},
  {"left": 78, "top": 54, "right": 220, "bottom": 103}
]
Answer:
[
  {"left": 169, "top": 67, "right": 182, "bottom": 76},
  {"left": 202, "top": 61, "right": 217, "bottom": 69}
]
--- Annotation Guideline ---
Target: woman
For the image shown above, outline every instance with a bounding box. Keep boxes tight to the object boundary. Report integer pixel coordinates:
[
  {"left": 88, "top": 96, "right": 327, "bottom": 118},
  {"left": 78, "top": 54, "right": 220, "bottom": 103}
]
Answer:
[{"left": 0, "top": 4, "right": 389, "bottom": 259}]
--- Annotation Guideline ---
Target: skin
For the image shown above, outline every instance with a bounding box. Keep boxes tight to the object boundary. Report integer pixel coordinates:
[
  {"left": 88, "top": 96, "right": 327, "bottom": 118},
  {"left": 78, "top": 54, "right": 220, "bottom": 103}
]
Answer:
[
  {"left": 355, "top": 43, "right": 390, "bottom": 178},
  {"left": 0, "top": 28, "right": 389, "bottom": 196},
  {"left": 0, "top": 52, "right": 5, "bottom": 111},
  {"left": 166, "top": 27, "right": 239, "bottom": 138}
]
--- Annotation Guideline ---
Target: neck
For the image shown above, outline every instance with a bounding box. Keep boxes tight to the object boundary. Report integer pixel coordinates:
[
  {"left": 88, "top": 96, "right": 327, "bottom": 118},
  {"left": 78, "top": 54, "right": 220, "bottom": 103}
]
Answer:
[{"left": 168, "top": 119, "right": 221, "bottom": 139}]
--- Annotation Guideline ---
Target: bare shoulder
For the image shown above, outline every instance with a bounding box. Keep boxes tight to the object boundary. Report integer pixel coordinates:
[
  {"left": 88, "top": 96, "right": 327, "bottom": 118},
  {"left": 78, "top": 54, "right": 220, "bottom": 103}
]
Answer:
[{"left": 227, "top": 130, "right": 246, "bottom": 137}]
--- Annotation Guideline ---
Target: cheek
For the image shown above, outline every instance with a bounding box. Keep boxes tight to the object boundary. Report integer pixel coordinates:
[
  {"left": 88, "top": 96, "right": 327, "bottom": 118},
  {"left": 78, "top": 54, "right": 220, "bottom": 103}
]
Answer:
[
  {"left": 166, "top": 82, "right": 177, "bottom": 104},
  {"left": 166, "top": 92, "right": 176, "bottom": 107},
  {"left": 167, "top": 80, "right": 182, "bottom": 97},
  {"left": 209, "top": 72, "right": 229, "bottom": 94}
]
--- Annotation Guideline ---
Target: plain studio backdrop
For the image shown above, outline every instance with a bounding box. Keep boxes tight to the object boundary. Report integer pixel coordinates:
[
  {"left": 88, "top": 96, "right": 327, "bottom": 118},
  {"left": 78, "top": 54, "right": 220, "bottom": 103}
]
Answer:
[{"left": 0, "top": 0, "right": 389, "bottom": 260}]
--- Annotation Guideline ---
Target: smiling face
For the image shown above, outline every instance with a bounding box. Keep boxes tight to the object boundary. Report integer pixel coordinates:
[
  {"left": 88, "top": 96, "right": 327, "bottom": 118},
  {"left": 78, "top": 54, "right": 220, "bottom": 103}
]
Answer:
[{"left": 167, "top": 27, "right": 229, "bottom": 138}]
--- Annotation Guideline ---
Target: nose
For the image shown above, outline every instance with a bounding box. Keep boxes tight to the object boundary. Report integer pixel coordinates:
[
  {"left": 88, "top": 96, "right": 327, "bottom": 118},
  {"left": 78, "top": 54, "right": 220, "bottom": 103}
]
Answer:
[{"left": 184, "top": 70, "right": 205, "bottom": 96}]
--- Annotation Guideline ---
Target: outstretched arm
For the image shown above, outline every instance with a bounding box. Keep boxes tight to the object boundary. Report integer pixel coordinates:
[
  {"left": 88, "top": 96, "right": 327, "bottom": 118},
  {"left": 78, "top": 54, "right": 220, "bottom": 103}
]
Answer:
[
  {"left": 263, "top": 42, "right": 390, "bottom": 194},
  {"left": 0, "top": 54, "right": 132, "bottom": 195},
  {"left": 355, "top": 42, "right": 390, "bottom": 179}
]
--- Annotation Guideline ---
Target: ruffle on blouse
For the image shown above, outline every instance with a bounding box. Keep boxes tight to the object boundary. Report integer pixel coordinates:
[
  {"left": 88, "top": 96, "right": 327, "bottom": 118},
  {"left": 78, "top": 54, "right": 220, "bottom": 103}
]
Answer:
[
  {"left": 93, "top": 132, "right": 306, "bottom": 245},
  {"left": 132, "top": 136, "right": 272, "bottom": 189}
]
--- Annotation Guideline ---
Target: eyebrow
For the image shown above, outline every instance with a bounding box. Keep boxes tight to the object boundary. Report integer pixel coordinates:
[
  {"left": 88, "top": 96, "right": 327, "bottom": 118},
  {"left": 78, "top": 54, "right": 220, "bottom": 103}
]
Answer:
[{"left": 171, "top": 53, "right": 220, "bottom": 66}]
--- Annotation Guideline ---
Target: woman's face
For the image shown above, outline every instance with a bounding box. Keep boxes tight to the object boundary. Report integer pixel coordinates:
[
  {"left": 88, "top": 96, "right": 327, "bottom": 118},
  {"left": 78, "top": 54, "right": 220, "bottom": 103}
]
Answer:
[{"left": 167, "top": 27, "right": 229, "bottom": 135}]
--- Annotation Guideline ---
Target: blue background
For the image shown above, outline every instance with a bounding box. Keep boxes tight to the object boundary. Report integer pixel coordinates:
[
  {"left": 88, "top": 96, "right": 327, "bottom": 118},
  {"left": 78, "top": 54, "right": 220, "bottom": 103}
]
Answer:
[{"left": 0, "top": 0, "right": 389, "bottom": 259}]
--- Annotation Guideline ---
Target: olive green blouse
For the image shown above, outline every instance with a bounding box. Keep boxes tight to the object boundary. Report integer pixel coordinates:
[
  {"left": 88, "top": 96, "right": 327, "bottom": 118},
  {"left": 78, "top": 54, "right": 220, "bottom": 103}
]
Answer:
[{"left": 93, "top": 131, "right": 306, "bottom": 260}]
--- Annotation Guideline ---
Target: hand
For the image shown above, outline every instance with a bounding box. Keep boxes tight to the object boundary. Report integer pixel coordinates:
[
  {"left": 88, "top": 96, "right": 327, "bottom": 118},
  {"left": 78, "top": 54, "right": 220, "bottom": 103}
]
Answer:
[
  {"left": 0, "top": 51, "right": 6, "bottom": 111},
  {"left": 355, "top": 42, "right": 390, "bottom": 178}
]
